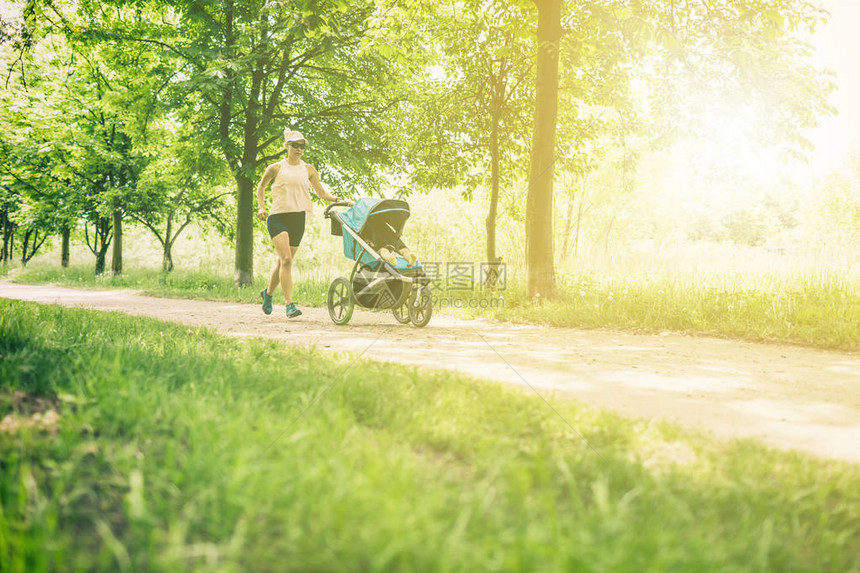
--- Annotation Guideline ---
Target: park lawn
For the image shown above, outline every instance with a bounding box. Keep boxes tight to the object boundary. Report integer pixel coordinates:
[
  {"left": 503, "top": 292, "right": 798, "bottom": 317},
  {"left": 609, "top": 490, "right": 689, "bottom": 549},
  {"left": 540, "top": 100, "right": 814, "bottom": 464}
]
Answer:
[
  {"left": 481, "top": 274, "right": 860, "bottom": 352},
  {"left": 1, "top": 298, "right": 859, "bottom": 572},
  {"left": 0, "top": 264, "right": 332, "bottom": 307},
  {"left": 4, "top": 263, "right": 859, "bottom": 352}
]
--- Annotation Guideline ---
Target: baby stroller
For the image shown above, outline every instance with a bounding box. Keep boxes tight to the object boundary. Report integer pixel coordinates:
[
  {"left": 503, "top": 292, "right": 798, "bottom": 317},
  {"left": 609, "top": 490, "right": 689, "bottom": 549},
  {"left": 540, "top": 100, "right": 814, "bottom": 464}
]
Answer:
[{"left": 324, "top": 198, "right": 433, "bottom": 327}]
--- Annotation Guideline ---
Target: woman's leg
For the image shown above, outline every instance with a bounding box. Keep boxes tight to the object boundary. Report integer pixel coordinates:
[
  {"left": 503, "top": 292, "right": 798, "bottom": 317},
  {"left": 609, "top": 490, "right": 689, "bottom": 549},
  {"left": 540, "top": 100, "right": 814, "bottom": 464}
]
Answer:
[
  {"left": 267, "top": 259, "right": 280, "bottom": 296},
  {"left": 286, "top": 246, "right": 299, "bottom": 300},
  {"left": 272, "top": 234, "right": 301, "bottom": 305},
  {"left": 271, "top": 232, "right": 295, "bottom": 303}
]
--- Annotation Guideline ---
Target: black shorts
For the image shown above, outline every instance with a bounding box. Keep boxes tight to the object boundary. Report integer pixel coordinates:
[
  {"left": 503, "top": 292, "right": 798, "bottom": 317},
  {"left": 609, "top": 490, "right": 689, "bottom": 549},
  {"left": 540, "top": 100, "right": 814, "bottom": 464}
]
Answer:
[{"left": 267, "top": 212, "right": 306, "bottom": 246}]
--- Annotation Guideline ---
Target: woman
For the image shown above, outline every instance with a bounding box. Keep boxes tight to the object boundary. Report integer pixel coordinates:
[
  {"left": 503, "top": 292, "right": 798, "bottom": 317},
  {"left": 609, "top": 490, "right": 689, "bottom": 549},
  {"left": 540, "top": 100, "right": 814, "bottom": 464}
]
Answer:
[{"left": 256, "top": 129, "right": 350, "bottom": 318}]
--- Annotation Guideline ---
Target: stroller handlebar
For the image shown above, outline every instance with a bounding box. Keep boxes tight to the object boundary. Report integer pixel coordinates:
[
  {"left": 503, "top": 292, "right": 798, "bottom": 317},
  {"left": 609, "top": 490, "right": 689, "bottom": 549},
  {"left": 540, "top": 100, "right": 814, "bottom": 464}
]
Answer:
[{"left": 324, "top": 201, "right": 352, "bottom": 218}]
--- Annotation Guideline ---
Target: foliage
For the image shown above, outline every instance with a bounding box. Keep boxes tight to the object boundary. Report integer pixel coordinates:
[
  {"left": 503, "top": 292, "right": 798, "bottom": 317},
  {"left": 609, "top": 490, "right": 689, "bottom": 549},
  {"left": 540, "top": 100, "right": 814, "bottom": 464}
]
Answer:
[
  {"left": 402, "top": 2, "right": 536, "bottom": 191},
  {"left": 525, "top": 0, "right": 835, "bottom": 298},
  {"left": 27, "top": 0, "right": 431, "bottom": 284},
  {"left": 1, "top": 22, "right": 152, "bottom": 273},
  {"left": 633, "top": 0, "right": 836, "bottom": 156},
  {"left": 807, "top": 154, "right": 860, "bottom": 245},
  {"left": 132, "top": 132, "right": 232, "bottom": 271},
  {"left": 0, "top": 0, "right": 842, "bottom": 289},
  {"left": 0, "top": 37, "right": 73, "bottom": 265}
]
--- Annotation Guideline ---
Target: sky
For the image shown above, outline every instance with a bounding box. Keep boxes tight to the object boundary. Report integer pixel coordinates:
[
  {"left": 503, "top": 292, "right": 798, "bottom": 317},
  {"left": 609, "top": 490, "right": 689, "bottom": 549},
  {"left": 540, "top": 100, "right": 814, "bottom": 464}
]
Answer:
[{"left": 806, "top": 0, "right": 860, "bottom": 173}]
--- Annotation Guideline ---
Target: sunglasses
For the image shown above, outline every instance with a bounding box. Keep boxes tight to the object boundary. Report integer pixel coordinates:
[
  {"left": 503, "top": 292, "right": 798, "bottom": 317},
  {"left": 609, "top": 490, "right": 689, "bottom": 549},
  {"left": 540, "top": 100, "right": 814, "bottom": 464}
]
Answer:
[{"left": 288, "top": 141, "right": 307, "bottom": 150}]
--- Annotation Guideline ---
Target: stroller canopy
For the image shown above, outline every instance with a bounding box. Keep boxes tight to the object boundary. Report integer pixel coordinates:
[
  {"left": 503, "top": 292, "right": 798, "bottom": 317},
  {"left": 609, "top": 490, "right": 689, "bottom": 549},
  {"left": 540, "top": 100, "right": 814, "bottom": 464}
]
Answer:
[
  {"left": 339, "top": 198, "right": 414, "bottom": 267},
  {"left": 339, "top": 198, "right": 410, "bottom": 238}
]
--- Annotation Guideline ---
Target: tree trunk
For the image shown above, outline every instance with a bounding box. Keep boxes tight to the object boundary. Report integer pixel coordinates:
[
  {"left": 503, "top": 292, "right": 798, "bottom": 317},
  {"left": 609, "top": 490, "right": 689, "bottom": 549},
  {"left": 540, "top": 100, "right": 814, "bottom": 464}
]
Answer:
[
  {"left": 95, "top": 249, "right": 107, "bottom": 274},
  {"left": 525, "top": 0, "right": 561, "bottom": 299},
  {"left": 20, "top": 229, "right": 31, "bottom": 266},
  {"left": 603, "top": 210, "right": 618, "bottom": 256},
  {"left": 21, "top": 230, "right": 47, "bottom": 265},
  {"left": 560, "top": 182, "right": 577, "bottom": 257},
  {"left": 574, "top": 186, "right": 585, "bottom": 258},
  {"left": 162, "top": 216, "right": 174, "bottom": 272},
  {"left": 111, "top": 209, "right": 122, "bottom": 275},
  {"left": 94, "top": 216, "right": 112, "bottom": 275},
  {"left": 234, "top": 173, "right": 255, "bottom": 286},
  {"left": 487, "top": 109, "right": 501, "bottom": 265},
  {"left": 163, "top": 243, "right": 174, "bottom": 273},
  {"left": 1, "top": 210, "right": 9, "bottom": 262},
  {"left": 2, "top": 210, "right": 14, "bottom": 263},
  {"left": 61, "top": 226, "right": 70, "bottom": 267},
  {"left": 234, "top": 68, "right": 264, "bottom": 287},
  {"left": 484, "top": 107, "right": 503, "bottom": 291}
]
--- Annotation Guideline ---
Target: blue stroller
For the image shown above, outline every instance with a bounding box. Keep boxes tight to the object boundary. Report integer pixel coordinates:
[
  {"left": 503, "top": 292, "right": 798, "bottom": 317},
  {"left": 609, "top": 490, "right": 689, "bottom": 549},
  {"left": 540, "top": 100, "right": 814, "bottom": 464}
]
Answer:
[{"left": 324, "top": 198, "right": 433, "bottom": 327}]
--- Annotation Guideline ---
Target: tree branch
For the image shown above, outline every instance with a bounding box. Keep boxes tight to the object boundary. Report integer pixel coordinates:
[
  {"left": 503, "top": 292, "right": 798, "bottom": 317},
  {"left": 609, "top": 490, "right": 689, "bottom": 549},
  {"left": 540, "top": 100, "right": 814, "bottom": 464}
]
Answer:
[
  {"left": 84, "top": 222, "right": 96, "bottom": 255},
  {"left": 128, "top": 212, "right": 166, "bottom": 246}
]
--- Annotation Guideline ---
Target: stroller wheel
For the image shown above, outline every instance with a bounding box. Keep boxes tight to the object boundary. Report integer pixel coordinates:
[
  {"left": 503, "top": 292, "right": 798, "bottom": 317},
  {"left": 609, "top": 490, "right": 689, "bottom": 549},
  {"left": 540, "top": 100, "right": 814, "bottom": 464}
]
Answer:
[
  {"left": 392, "top": 302, "right": 411, "bottom": 324},
  {"left": 327, "top": 277, "right": 354, "bottom": 325},
  {"left": 407, "top": 286, "right": 433, "bottom": 328}
]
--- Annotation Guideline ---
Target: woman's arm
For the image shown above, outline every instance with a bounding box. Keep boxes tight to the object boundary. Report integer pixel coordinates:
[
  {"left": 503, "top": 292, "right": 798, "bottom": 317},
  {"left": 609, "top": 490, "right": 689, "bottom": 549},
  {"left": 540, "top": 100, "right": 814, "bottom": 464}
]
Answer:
[
  {"left": 256, "top": 164, "right": 279, "bottom": 220},
  {"left": 307, "top": 164, "right": 350, "bottom": 204}
]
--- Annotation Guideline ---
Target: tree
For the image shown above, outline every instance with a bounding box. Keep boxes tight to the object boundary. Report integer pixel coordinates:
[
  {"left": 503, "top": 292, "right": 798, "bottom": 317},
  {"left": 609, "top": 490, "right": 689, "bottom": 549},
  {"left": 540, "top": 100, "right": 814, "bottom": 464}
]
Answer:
[
  {"left": 0, "top": 83, "right": 70, "bottom": 266},
  {"left": 420, "top": 1, "right": 645, "bottom": 291},
  {"left": 35, "top": 0, "right": 424, "bottom": 285},
  {"left": 132, "top": 135, "right": 232, "bottom": 272},
  {"left": 0, "top": 135, "right": 75, "bottom": 266},
  {"left": 647, "top": 0, "right": 834, "bottom": 148},
  {"left": 809, "top": 154, "right": 860, "bottom": 245},
  {"left": 3, "top": 17, "right": 148, "bottom": 275},
  {"left": 521, "top": 0, "right": 835, "bottom": 299},
  {"left": 526, "top": 0, "right": 562, "bottom": 299},
  {"left": 430, "top": 1, "right": 536, "bottom": 271},
  {"left": 0, "top": 176, "right": 21, "bottom": 264},
  {"left": 54, "top": 56, "right": 144, "bottom": 275}
]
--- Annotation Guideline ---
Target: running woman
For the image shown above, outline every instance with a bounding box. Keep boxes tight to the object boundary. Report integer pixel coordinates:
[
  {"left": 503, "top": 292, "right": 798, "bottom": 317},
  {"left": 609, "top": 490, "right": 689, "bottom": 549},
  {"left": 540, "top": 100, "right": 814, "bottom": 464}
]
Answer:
[{"left": 256, "top": 128, "right": 351, "bottom": 318}]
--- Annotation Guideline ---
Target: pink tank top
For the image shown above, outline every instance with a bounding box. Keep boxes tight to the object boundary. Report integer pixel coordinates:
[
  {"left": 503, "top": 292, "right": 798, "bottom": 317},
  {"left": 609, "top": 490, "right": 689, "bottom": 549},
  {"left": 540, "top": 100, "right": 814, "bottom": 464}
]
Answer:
[{"left": 270, "top": 160, "right": 313, "bottom": 214}]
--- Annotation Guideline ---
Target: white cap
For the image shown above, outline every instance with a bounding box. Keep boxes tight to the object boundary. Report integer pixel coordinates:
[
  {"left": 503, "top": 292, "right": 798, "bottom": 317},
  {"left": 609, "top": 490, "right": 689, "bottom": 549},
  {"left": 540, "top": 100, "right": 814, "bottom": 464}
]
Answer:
[{"left": 284, "top": 129, "right": 307, "bottom": 143}]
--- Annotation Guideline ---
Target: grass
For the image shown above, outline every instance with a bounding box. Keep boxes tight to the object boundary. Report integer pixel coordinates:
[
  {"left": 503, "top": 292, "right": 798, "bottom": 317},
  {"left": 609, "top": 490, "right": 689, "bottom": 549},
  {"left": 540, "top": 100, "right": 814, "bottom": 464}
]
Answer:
[
  {"left": 3, "top": 260, "right": 858, "bottom": 352},
  {"left": 0, "top": 263, "right": 333, "bottom": 308},
  {"left": 1, "top": 299, "right": 860, "bottom": 572},
  {"left": 476, "top": 271, "right": 860, "bottom": 352}
]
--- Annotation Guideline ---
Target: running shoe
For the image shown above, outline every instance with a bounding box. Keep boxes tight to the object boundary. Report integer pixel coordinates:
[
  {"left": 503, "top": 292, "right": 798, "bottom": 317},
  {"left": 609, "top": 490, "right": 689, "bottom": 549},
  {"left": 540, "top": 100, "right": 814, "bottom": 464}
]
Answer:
[
  {"left": 285, "top": 302, "right": 302, "bottom": 318},
  {"left": 261, "top": 288, "right": 273, "bottom": 315}
]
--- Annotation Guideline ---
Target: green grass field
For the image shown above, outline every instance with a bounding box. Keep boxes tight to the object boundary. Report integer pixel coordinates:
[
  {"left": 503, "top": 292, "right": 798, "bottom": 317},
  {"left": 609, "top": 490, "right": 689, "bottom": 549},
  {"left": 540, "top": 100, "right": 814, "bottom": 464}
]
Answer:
[
  {"left": 4, "top": 260, "right": 858, "bottom": 352},
  {"left": 1, "top": 299, "right": 859, "bottom": 572},
  {"left": 485, "top": 272, "right": 860, "bottom": 351},
  {"left": 0, "top": 263, "right": 333, "bottom": 307}
]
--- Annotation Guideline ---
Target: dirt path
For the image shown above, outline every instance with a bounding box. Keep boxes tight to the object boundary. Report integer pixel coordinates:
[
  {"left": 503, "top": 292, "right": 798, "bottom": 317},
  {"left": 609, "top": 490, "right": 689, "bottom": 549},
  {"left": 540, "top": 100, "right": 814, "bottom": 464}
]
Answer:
[{"left": 2, "top": 281, "right": 859, "bottom": 463}]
